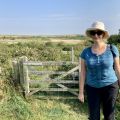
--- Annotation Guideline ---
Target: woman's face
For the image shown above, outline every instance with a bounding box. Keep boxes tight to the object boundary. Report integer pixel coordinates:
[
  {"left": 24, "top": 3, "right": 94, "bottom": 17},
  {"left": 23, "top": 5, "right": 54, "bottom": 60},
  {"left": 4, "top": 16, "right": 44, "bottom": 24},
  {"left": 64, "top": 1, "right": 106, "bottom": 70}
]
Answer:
[{"left": 89, "top": 30, "right": 105, "bottom": 42}]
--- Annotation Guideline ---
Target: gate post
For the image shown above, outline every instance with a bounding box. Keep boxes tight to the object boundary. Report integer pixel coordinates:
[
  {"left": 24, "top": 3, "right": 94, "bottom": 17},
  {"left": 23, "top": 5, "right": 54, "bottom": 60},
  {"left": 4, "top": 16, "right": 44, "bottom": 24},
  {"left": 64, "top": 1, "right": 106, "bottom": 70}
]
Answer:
[
  {"left": 19, "top": 56, "right": 29, "bottom": 96},
  {"left": 12, "top": 60, "right": 20, "bottom": 85},
  {"left": 71, "top": 47, "right": 74, "bottom": 63}
]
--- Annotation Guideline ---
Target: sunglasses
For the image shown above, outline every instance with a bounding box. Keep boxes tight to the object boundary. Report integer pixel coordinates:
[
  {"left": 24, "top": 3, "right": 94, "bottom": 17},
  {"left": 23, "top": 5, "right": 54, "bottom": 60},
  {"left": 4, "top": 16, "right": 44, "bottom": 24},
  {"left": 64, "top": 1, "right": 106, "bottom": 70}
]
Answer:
[{"left": 90, "top": 30, "right": 103, "bottom": 36}]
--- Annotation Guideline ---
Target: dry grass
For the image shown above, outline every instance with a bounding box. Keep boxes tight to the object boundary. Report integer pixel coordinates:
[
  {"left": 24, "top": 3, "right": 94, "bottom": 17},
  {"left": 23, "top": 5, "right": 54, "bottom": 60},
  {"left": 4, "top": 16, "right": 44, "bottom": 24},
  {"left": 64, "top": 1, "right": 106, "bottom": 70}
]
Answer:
[{"left": 49, "top": 38, "right": 84, "bottom": 44}]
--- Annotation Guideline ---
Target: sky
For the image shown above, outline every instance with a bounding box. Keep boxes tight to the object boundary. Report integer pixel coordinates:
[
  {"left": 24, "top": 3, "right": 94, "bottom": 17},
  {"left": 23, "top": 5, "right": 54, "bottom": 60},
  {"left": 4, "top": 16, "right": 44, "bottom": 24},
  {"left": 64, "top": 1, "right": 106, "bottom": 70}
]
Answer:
[{"left": 0, "top": 0, "right": 120, "bottom": 35}]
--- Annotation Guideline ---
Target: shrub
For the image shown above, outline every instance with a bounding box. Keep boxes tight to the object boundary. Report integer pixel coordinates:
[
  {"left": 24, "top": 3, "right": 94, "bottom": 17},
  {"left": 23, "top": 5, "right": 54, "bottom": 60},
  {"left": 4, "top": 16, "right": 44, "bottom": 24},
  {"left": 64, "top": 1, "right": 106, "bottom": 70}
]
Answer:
[{"left": 107, "top": 34, "right": 120, "bottom": 45}]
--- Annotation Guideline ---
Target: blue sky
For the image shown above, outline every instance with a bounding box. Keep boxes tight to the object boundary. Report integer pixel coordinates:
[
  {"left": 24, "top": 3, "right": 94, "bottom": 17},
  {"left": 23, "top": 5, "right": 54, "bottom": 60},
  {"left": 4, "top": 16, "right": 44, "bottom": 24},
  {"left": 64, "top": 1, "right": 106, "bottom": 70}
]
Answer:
[{"left": 0, "top": 0, "right": 120, "bottom": 35}]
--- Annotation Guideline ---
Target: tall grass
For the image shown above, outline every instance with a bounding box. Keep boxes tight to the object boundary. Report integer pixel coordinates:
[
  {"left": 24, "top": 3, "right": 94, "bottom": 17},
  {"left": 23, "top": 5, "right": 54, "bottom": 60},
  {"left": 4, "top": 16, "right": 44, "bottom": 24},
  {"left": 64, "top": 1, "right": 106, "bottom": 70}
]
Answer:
[{"left": 0, "top": 83, "right": 32, "bottom": 120}]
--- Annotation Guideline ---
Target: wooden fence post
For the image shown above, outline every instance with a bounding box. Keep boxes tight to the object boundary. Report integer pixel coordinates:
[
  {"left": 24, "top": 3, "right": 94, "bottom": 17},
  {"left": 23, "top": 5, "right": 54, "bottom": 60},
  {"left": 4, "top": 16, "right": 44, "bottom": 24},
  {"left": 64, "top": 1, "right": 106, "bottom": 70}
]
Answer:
[
  {"left": 23, "top": 57, "right": 30, "bottom": 96},
  {"left": 12, "top": 60, "right": 20, "bottom": 85},
  {"left": 19, "top": 56, "right": 29, "bottom": 96},
  {"left": 71, "top": 47, "right": 74, "bottom": 63}
]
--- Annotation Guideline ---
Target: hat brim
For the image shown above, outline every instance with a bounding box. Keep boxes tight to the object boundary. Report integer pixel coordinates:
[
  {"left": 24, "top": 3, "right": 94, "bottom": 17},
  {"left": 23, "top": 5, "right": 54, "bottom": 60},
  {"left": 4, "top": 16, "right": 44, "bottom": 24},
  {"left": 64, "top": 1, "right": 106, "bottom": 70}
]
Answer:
[{"left": 86, "top": 28, "right": 109, "bottom": 39}]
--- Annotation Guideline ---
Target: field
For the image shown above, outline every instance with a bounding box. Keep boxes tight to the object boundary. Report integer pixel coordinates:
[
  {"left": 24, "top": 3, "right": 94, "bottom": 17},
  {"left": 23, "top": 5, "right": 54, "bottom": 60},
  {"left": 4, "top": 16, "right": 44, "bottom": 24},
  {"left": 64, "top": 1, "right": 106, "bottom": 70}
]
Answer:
[
  {"left": 0, "top": 35, "right": 120, "bottom": 120},
  {"left": 0, "top": 35, "right": 87, "bottom": 45}
]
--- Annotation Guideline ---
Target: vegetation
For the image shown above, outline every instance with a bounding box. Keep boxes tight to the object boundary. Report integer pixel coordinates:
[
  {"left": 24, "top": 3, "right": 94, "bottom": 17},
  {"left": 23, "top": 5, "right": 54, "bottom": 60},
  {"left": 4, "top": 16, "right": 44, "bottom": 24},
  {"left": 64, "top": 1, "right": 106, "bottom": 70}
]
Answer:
[
  {"left": 107, "top": 34, "right": 120, "bottom": 45},
  {"left": 0, "top": 35, "right": 120, "bottom": 120},
  {"left": 0, "top": 34, "right": 88, "bottom": 40}
]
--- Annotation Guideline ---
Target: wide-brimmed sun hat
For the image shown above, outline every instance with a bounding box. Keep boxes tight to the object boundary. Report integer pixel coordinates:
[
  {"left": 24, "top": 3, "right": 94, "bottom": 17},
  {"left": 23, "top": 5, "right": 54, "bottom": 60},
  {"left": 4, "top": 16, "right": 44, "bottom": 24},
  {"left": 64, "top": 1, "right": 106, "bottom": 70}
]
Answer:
[{"left": 86, "top": 21, "right": 109, "bottom": 39}]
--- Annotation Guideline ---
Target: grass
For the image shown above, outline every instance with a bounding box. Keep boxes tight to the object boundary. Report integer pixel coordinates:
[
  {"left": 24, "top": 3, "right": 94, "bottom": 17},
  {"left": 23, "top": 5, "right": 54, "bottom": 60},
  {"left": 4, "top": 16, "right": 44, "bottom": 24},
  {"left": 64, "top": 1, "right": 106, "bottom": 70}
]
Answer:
[
  {"left": 0, "top": 83, "right": 32, "bottom": 120},
  {"left": 1, "top": 88, "right": 120, "bottom": 120},
  {"left": 0, "top": 84, "right": 88, "bottom": 120},
  {"left": 28, "top": 98, "right": 88, "bottom": 120}
]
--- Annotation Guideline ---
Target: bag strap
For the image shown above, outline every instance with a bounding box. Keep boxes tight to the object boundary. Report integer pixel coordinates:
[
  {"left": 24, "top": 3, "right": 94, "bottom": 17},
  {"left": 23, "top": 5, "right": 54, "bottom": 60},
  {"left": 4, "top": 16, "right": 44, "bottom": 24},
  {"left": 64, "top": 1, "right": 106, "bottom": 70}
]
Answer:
[
  {"left": 110, "top": 44, "right": 115, "bottom": 69},
  {"left": 110, "top": 44, "right": 116, "bottom": 58}
]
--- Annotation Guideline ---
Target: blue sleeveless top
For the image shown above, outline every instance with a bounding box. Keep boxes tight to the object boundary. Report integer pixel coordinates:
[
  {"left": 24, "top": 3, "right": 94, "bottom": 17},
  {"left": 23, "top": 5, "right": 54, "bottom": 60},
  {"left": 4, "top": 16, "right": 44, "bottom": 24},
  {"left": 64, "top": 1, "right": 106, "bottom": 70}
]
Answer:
[{"left": 80, "top": 44, "right": 119, "bottom": 88}]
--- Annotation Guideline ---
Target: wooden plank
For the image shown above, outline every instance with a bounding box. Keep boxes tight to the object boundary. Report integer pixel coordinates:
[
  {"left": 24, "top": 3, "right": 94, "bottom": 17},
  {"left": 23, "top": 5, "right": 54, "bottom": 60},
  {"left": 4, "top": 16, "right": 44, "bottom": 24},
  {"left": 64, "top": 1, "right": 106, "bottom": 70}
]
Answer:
[
  {"left": 29, "top": 71, "right": 66, "bottom": 75},
  {"left": 27, "top": 89, "right": 41, "bottom": 96},
  {"left": 12, "top": 60, "right": 20, "bottom": 84},
  {"left": 29, "top": 88, "right": 78, "bottom": 92},
  {"left": 23, "top": 58, "right": 30, "bottom": 95},
  {"left": 71, "top": 47, "right": 74, "bottom": 63},
  {"left": 18, "top": 56, "right": 30, "bottom": 97},
  {"left": 32, "top": 96, "right": 78, "bottom": 99},
  {"left": 53, "top": 66, "right": 79, "bottom": 81},
  {"left": 29, "top": 80, "right": 79, "bottom": 84},
  {"left": 56, "top": 84, "right": 78, "bottom": 96},
  {"left": 18, "top": 57, "right": 24, "bottom": 85},
  {"left": 19, "top": 56, "right": 30, "bottom": 95},
  {"left": 29, "top": 70, "right": 79, "bottom": 75},
  {"left": 23, "top": 61, "right": 78, "bottom": 66}
]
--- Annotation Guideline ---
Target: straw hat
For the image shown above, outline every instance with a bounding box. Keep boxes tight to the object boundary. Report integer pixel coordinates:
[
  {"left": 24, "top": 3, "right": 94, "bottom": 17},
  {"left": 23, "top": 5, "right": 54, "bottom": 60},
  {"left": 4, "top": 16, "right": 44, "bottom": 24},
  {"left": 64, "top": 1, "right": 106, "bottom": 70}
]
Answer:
[{"left": 86, "top": 21, "right": 109, "bottom": 39}]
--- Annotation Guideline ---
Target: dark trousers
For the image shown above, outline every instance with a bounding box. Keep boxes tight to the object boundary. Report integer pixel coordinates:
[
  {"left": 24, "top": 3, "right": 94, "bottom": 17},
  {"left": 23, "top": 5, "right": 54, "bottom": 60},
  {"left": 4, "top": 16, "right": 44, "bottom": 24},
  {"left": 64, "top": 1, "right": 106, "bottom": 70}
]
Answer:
[{"left": 86, "top": 81, "right": 119, "bottom": 120}]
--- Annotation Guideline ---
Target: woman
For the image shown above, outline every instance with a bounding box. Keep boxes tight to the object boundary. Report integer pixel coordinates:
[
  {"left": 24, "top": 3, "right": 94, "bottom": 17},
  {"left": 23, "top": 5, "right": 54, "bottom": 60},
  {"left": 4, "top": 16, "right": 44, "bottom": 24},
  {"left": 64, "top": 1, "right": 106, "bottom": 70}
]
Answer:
[{"left": 78, "top": 21, "right": 120, "bottom": 120}]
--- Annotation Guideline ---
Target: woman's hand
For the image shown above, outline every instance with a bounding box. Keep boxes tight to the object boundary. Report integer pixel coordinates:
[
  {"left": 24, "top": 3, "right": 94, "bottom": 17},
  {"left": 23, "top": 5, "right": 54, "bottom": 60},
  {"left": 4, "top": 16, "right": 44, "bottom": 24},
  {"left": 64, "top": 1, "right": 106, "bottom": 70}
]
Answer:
[{"left": 78, "top": 93, "right": 84, "bottom": 103}]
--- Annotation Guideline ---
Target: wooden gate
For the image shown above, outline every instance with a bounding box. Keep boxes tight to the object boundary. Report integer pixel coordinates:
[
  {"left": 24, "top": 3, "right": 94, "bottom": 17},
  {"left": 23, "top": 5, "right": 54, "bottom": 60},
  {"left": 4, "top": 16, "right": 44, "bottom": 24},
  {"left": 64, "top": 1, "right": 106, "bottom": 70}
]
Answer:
[{"left": 13, "top": 56, "right": 80, "bottom": 98}]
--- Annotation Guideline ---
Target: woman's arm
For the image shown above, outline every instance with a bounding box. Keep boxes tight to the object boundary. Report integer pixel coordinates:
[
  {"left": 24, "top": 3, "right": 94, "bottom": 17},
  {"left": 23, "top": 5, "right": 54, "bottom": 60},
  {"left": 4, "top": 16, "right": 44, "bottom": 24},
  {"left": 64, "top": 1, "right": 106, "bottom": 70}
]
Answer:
[
  {"left": 114, "top": 57, "right": 120, "bottom": 87},
  {"left": 78, "top": 58, "right": 86, "bottom": 103}
]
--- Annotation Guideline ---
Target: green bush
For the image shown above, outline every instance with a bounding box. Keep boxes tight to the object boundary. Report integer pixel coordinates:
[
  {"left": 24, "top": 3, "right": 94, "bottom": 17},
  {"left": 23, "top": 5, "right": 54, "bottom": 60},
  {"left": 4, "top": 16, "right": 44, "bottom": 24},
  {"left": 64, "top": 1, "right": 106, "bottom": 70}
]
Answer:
[{"left": 107, "top": 34, "right": 120, "bottom": 45}]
